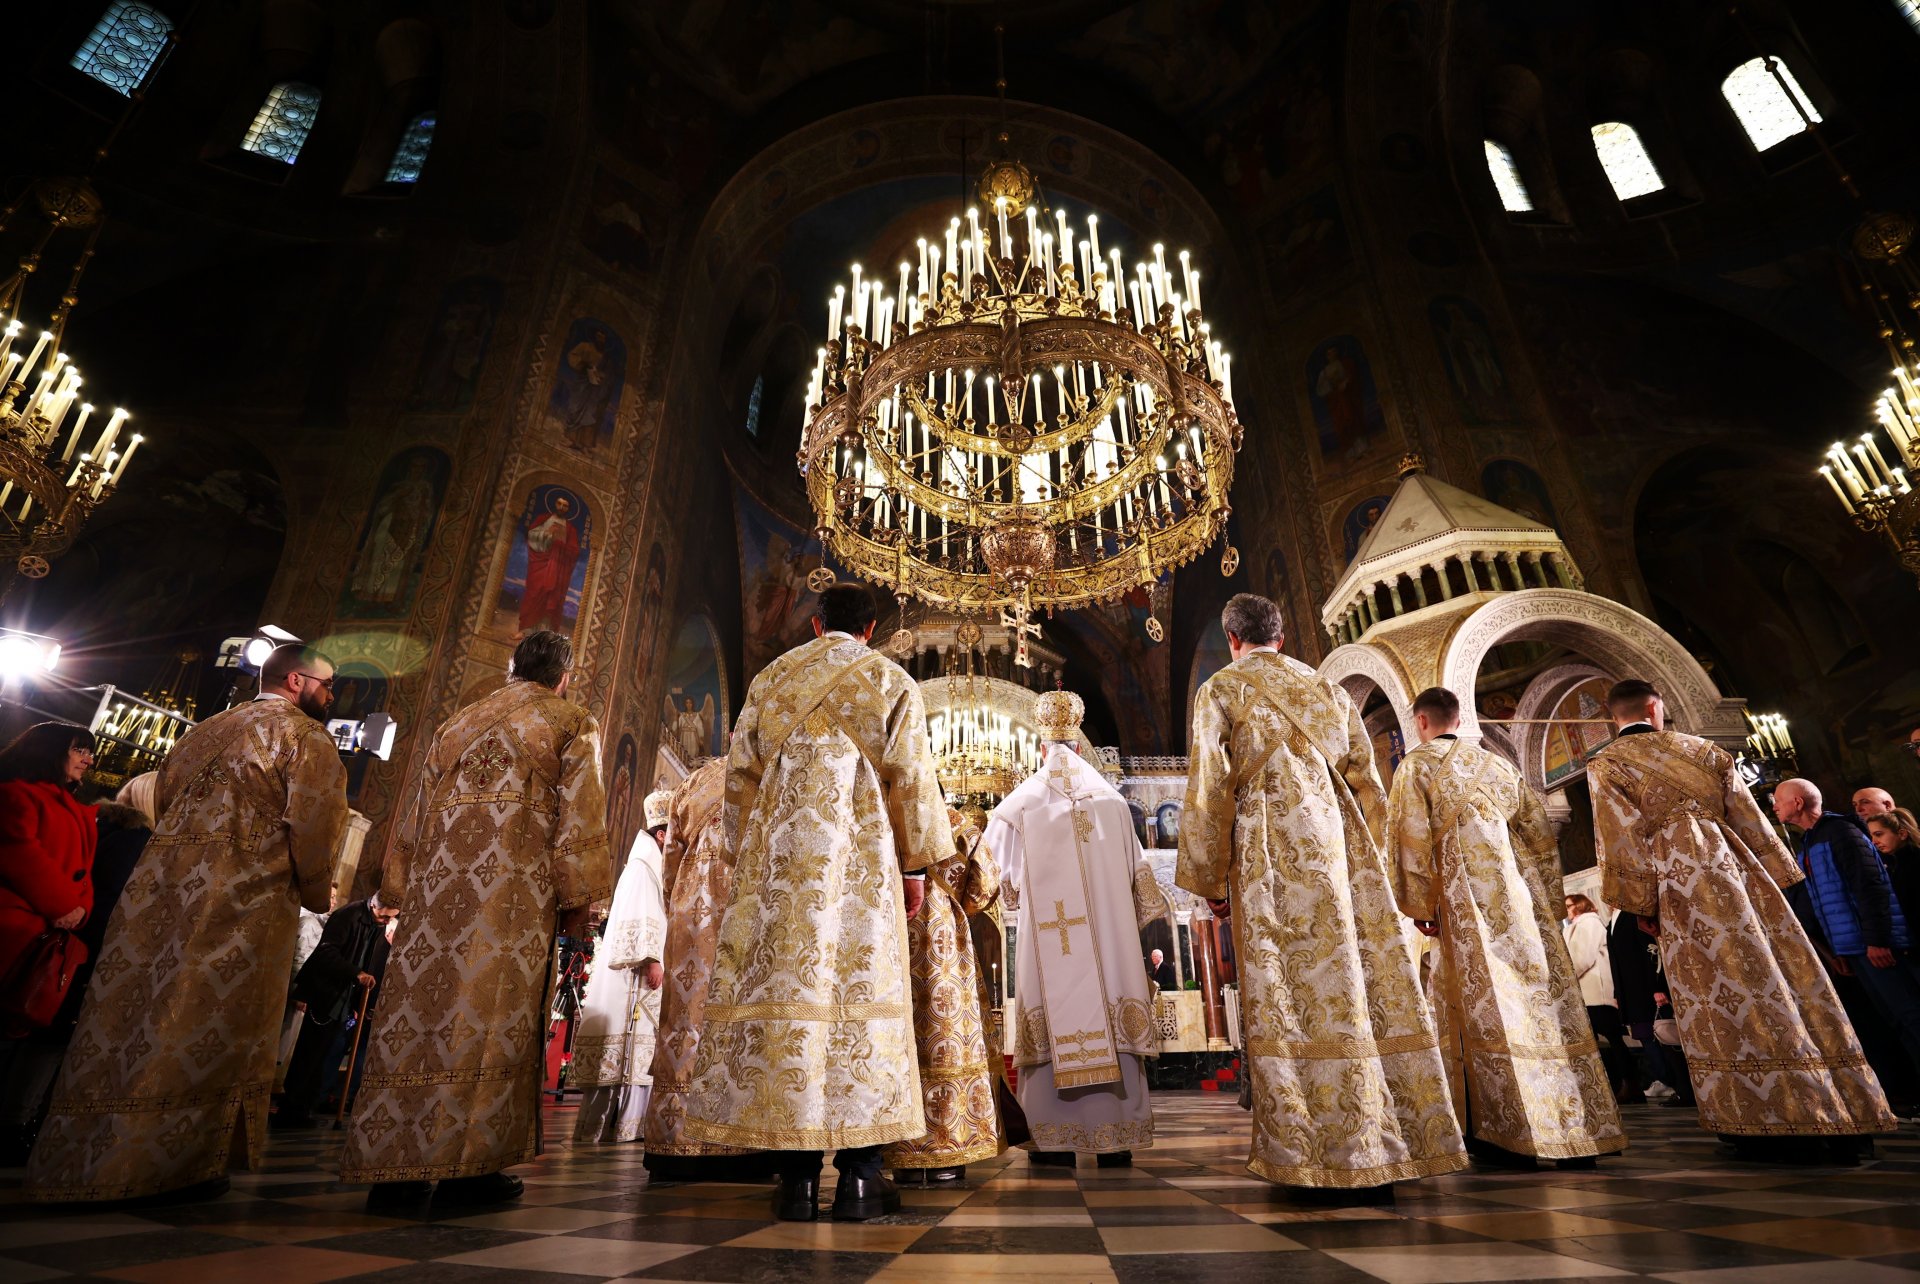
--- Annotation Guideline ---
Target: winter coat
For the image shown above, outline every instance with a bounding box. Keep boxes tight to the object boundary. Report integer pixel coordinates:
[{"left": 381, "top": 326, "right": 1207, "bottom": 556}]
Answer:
[
  {"left": 0, "top": 779, "right": 98, "bottom": 979},
  {"left": 1797, "top": 811, "right": 1909, "bottom": 957},
  {"left": 41, "top": 801, "right": 152, "bottom": 1038}
]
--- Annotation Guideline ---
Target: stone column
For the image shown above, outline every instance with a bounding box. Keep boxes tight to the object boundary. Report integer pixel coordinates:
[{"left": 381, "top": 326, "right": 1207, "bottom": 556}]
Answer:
[
  {"left": 1461, "top": 555, "right": 1481, "bottom": 592},
  {"left": 1435, "top": 561, "right": 1455, "bottom": 600},
  {"left": 1387, "top": 579, "right": 1406, "bottom": 616}
]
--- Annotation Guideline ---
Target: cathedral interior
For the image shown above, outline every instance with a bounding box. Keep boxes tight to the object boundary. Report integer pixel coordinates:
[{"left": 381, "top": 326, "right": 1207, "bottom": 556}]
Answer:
[{"left": 7, "top": 0, "right": 1920, "bottom": 1279}]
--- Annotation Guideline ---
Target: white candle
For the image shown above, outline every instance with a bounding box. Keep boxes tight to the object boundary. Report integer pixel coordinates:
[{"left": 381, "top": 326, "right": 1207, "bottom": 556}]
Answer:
[
  {"left": 997, "top": 199, "right": 1011, "bottom": 258},
  {"left": 1190, "top": 269, "right": 1202, "bottom": 314},
  {"left": 61, "top": 403, "right": 94, "bottom": 461},
  {"left": 67, "top": 452, "right": 90, "bottom": 487},
  {"left": 91, "top": 451, "right": 119, "bottom": 498},
  {"left": 0, "top": 320, "right": 19, "bottom": 368},
  {"left": 947, "top": 219, "right": 959, "bottom": 285},
  {"left": 1087, "top": 215, "right": 1101, "bottom": 267},
  {"left": 0, "top": 353, "right": 20, "bottom": 393},
  {"left": 986, "top": 376, "right": 996, "bottom": 425},
  {"left": 828, "top": 287, "right": 844, "bottom": 344},
  {"left": 15, "top": 332, "right": 52, "bottom": 387}
]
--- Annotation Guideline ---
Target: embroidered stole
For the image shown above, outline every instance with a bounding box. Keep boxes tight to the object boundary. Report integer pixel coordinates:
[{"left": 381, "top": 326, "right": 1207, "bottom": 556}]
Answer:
[{"left": 1022, "top": 752, "right": 1123, "bottom": 1088}]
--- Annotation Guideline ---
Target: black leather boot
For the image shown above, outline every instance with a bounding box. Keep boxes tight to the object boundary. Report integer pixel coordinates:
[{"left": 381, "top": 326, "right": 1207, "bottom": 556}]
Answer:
[
  {"left": 1095, "top": 1151, "right": 1133, "bottom": 1168},
  {"left": 832, "top": 1170, "right": 902, "bottom": 1220},
  {"left": 365, "top": 1180, "right": 432, "bottom": 1209},
  {"left": 774, "top": 1174, "right": 820, "bottom": 1221},
  {"left": 1029, "top": 1149, "right": 1076, "bottom": 1168},
  {"left": 438, "top": 1172, "right": 524, "bottom": 1204}
]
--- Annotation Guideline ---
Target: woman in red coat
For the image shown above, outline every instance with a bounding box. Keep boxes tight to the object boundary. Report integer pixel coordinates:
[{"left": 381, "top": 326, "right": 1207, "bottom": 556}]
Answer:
[{"left": 0, "top": 723, "right": 99, "bottom": 982}]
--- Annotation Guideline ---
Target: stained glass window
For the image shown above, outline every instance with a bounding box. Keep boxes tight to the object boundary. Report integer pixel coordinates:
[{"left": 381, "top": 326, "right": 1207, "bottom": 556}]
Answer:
[
  {"left": 384, "top": 113, "right": 436, "bottom": 184},
  {"left": 1721, "top": 57, "right": 1822, "bottom": 151},
  {"left": 1483, "top": 140, "right": 1533, "bottom": 212},
  {"left": 70, "top": 3, "right": 172, "bottom": 95},
  {"left": 241, "top": 82, "right": 322, "bottom": 165},
  {"left": 744, "top": 374, "right": 765, "bottom": 438},
  {"left": 1591, "top": 121, "right": 1665, "bottom": 201}
]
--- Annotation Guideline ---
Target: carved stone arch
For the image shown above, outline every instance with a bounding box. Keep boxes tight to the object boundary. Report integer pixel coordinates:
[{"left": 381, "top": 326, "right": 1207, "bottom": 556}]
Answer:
[
  {"left": 1440, "top": 589, "right": 1746, "bottom": 747},
  {"left": 1512, "top": 661, "right": 1610, "bottom": 794},
  {"left": 1318, "top": 642, "right": 1415, "bottom": 743}
]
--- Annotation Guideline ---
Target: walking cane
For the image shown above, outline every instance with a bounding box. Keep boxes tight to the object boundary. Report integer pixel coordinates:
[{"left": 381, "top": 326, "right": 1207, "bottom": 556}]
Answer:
[{"left": 334, "top": 983, "right": 374, "bottom": 1129}]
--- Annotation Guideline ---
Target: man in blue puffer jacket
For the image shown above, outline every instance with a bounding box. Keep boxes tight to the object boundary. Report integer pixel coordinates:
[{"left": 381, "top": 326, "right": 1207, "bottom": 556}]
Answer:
[{"left": 1775, "top": 778, "right": 1920, "bottom": 1085}]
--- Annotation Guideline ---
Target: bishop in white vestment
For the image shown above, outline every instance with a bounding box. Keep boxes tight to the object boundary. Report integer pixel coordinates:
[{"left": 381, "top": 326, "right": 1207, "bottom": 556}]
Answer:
[
  {"left": 572, "top": 791, "right": 671, "bottom": 1143},
  {"left": 984, "top": 691, "right": 1168, "bottom": 1164}
]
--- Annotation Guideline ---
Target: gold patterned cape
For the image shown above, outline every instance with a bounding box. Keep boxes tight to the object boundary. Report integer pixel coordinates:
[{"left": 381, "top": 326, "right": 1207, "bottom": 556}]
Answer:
[
  {"left": 986, "top": 745, "right": 1165, "bottom": 1154},
  {"left": 340, "top": 680, "right": 610, "bottom": 1182},
  {"left": 28, "top": 698, "right": 348, "bottom": 1202},
  {"left": 682, "top": 634, "right": 953, "bottom": 1151},
  {"left": 883, "top": 811, "right": 1003, "bottom": 1169},
  {"left": 643, "top": 758, "right": 752, "bottom": 1158},
  {"left": 1178, "top": 650, "right": 1467, "bottom": 1187},
  {"left": 1589, "top": 728, "right": 1894, "bottom": 1136},
  {"left": 1387, "top": 736, "right": 1626, "bottom": 1159}
]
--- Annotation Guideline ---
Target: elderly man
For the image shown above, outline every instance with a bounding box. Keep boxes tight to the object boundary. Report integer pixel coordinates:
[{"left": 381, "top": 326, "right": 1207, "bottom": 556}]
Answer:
[
  {"left": 342, "top": 630, "right": 610, "bottom": 1206},
  {"left": 1774, "top": 778, "right": 1920, "bottom": 1087},
  {"left": 1588, "top": 681, "right": 1894, "bottom": 1154},
  {"left": 28, "top": 644, "right": 348, "bottom": 1203},
  {"left": 1858, "top": 788, "right": 1898, "bottom": 823},
  {"left": 1180, "top": 593, "right": 1465, "bottom": 1199}
]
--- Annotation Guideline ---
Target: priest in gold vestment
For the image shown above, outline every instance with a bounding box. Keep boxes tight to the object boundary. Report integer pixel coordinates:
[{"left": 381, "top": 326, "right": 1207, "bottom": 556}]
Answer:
[
  {"left": 1179, "top": 594, "right": 1466, "bottom": 1197},
  {"left": 28, "top": 644, "right": 348, "bottom": 1203},
  {"left": 985, "top": 692, "right": 1168, "bottom": 1166},
  {"left": 883, "top": 806, "right": 1002, "bottom": 1183},
  {"left": 1588, "top": 679, "right": 1894, "bottom": 1149},
  {"left": 643, "top": 757, "right": 766, "bottom": 1181},
  {"left": 341, "top": 631, "right": 610, "bottom": 1204},
  {"left": 1386, "top": 686, "right": 1625, "bottom": 1166},
  {"left": 682, "top": 584, "right": 953, "bottom": 1222}
]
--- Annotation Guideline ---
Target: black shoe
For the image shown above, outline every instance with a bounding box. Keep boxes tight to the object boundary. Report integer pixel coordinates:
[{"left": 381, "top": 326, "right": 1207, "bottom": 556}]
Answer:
[
  {"left": 1095, "top": 1151, "right": 1133, "bottom": 1168},
  {"left": 1663, "top": 1094, "right": 1696, "bottom": 1108},
  {"left": 774, "top": 1174, "right": 820, "bottom": 1221},
  {"left": 832, "top": 1171, "right": 901, "bottom": 1221},
  {"left": 1555, "top": 1156, "right": 1599, "bottom": 1170},
  {"left": 893, "top": 1166, "right": 966, "bottom": 1185},
  {"left": 1280, "top": 1183, "right": 1395, "bottom": 1206},
  {"left": 437, "top": 1172, "right": 523, "bottom": 1204},
  {"left": 366, "top": 1180, "right": 432, "bottom": 1209},
  {"left": 1466, "top": 1138, "right": 1535, "bottom": 1170},
  {"left": 1028, "top": 1149, "right": 1076, "bottom": 1168}
]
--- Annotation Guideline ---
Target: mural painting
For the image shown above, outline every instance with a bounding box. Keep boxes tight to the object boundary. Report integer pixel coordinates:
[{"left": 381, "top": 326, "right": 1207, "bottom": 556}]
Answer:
[
  {"left": 607, "top": 732, "right": 639, "bottom": 863},
  {"left": 733, "top": 482, "right": 834, "bottom": 677},
  {"left": 1154, "top": 801, "right": 1182, "bottom": 850},
  {"left": 1429, "top": 295, "right": 1512, "bottom": 422},
  {"left": 545, "top": 317, "right": 627, "bottom": 452},
  {"left": 411, "top": 276, "right": 502, "bottom": 412},
  {"left": 660, "top": 615, "right": 725, "bottom": 764},
  {"left": 495, "top": 482, "right": 593, "bottom": 638},
  {"left": 1481, "top": 458, "right": 1559, "bottom": 528},
  {"left": 635, "top": 543, "right": 667, "bottom": 687},
  {"left": 337, "top": 447, "right": 452, "bottom": 620},
  {"left": 1341, "top": 494, "right": 1392, "bottom": 563},
  {"left": 1307, "top": 335, "right": 1388, "bottom": 465},
  {"left": 1262, "top": 186, "right": 1349, "bottom": 296},
  {"left": 1263, "top": 546, "right": 1294, "bottom": 624},
  {"left": 580, "top": 168, "right": 653, "bottom": 276},
  {"left": 1544, "top": 678, "right": 1615, "bottom": 787}
]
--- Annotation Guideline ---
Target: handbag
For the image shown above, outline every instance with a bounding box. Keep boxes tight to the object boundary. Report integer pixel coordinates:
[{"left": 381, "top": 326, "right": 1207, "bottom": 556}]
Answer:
[{"left": 1, "top": 928, "right": 90, "bottom": 1035}]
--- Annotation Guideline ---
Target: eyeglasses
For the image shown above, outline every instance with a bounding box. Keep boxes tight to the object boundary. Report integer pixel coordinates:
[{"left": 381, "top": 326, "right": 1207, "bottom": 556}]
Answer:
[
  {"left": 1904, "top": 741, "right": 1920, "bottom": 754},
  {"left": 296, "top": 672, "right": 336, "bottom": 690}
]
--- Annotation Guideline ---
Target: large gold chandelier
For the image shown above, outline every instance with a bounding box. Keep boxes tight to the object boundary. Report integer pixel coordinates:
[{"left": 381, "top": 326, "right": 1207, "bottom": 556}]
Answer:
[
  {"left": 924, "top": 618, "right": 1043, "bottom": 806},
  {"left": 1818, "top": 213, "right": 1920, "bottom": 587},
  {"left": 798, "top": 194, "right": 1243, "bottom": 655}
]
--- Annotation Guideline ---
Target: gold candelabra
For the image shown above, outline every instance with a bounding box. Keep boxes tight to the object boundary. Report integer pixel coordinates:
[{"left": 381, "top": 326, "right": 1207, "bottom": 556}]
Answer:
[
  {"left": 798, "top": 194, "right": 1242, "bottom": 653},
  {"left": 0, "top": 178, "right": 144, "bottom": 583}
]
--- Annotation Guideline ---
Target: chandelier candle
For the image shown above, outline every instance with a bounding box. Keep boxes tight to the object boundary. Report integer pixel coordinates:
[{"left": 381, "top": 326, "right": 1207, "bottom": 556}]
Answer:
[{"left": 799, "top": 202, "right": 1242, "bottom": 651}]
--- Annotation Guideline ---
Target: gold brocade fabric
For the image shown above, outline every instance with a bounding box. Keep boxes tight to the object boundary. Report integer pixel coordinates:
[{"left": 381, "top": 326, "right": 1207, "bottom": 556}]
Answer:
[
  {"left": 340, "top": 681, "right": 611, "bottom": 1182},
  {"left": 1589, "top": 729, "right": 1895, "bottom": 1137},
  {"left": 1177, "top": 650, "right": 1467, "bottom": 1188},
  {"left": 884, "top": 815, "right": 1003, "bottom": 1169},
  {"left": 27, "top": 699, "right": 348, "bottom": 1202},
  {"left": 1387, "top": 737, "right": 1626, "bottom": 1160},
  {"left": 643, "top": 759, "right": 750, "bottom": 1158},
  {"left": 682, "top": 636, "right": 953, "bottom": 1152}
]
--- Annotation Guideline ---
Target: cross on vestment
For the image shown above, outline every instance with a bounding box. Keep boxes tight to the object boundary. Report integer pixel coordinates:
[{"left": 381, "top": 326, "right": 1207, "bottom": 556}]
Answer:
[
  {"left": 997, "top": 604, "right": 1042, "bottom": 668},
  {"left": 1036, "top": 899, "right": 1089, "bottom": 955}
]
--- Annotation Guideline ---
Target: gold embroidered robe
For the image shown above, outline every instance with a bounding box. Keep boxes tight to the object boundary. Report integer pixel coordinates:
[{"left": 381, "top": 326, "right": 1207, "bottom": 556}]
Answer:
[
  {"left": 883, "top": 810, "right": 1002, "bottom": 1169},
  {"left": 643, "top": 758, "right": 753, "bottom": 1159},
  {"left": 1387, "top": 737, "right": 1626, "bottom": 1159},
  {"left": 340, "top": 680, "right": 610, "bottom": 1182},
  {"left": 27, "top": 698, "right": 348, "bottom": 1202},
  {"left": 682, "top": 634, "right": 953, "bottom": 1151},
  {"left": 1178, "top": 650, "right": 1467, "bottom": 1188},
  {"left": 1588, "top": 728, "right": 1894, "bottom": 1136}
]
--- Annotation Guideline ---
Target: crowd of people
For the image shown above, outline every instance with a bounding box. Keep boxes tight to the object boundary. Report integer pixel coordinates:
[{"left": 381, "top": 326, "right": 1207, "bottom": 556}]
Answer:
[{"left": 2, "top": 587, "right": 1919, "bottom": 1220}]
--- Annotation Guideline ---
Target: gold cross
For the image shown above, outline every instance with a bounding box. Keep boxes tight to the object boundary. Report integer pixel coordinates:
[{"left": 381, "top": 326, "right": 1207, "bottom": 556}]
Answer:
[{"left": 1036, "top": 899, "right": 1088, "bottom": 955}]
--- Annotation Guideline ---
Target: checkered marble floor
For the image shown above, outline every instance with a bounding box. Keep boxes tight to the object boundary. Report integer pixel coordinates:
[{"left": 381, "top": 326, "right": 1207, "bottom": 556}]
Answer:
[{"left": 9, "top": 1095, "right": 1920, "bottom": 1282}]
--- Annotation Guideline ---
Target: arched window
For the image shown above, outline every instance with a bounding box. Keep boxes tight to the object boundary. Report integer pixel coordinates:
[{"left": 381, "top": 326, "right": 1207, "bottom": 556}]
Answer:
[
  {"left": 70, "top": 2, "right": 172, "bottom": 95},
  {"left": 1590, "top": 122, "right": 1665, "bottom": 200},
  {"left": 1483, "top": 141, "right": 1533, "bottom": 212},
  {"left": 241, "top": 82, "right": 322, "bottom": 164},
  {"left": 1898, "top": 1, "right": 1920, "bottom": 34},
  {"left": 1721, "top": 58, "right": 1821, "bottom": 151},
  {"left": 744, "top": 373, "right": 766, "bottom": 439},
  {"left": 384, "top": 113, "right": 436, "bottom": 184}
]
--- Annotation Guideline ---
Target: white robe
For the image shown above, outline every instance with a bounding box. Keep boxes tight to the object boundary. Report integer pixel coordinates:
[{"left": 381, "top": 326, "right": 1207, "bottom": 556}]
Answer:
[
  {"left": 985, "top": 745, "right": 1165, "bottom": 1154},
  {"left": 572, "top": 831, "right": 667, "bottom": 1143}
]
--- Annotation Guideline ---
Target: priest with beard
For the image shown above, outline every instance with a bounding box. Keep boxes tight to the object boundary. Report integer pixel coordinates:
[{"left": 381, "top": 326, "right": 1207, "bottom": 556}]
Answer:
[
  {"left": 28, "top": 645, "right": 348, "bottom": 1203},
  {"left": 983, "top": 691, "right": 1169, "bottom": 1168}
]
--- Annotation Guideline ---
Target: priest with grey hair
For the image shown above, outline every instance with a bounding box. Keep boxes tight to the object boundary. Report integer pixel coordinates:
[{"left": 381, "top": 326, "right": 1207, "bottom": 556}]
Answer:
[{"left": 983, "top": 690, "right": 1169, "bottom": 1169}]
